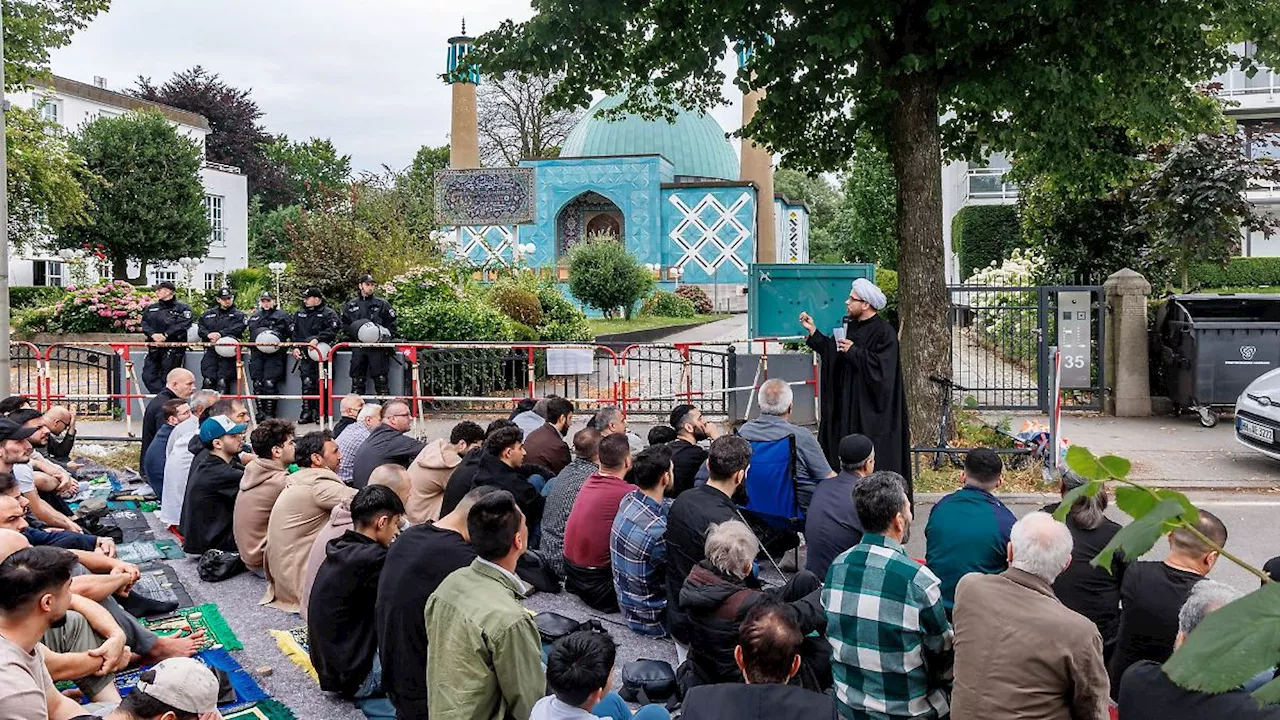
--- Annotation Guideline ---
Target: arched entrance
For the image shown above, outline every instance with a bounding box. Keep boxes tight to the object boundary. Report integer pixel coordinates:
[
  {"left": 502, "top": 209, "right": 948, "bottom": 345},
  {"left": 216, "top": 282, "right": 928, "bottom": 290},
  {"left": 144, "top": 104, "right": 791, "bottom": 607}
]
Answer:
[{"left": 556, "top": 191, "right": 624, "bottom": 260}]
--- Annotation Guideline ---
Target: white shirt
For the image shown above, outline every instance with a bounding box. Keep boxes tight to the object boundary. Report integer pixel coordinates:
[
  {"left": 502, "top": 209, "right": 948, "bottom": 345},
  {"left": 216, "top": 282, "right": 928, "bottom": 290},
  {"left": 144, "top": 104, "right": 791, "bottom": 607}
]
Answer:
[{"left": 159, "top": 416, "right": 200, "bottom": 526}]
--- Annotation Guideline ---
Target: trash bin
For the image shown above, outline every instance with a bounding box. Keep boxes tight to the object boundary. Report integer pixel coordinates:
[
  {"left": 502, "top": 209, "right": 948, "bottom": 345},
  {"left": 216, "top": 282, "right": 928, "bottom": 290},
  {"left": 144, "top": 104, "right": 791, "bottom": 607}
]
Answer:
[{"left": 1156, "top": 294, "right": 1280, "bottom": 427}]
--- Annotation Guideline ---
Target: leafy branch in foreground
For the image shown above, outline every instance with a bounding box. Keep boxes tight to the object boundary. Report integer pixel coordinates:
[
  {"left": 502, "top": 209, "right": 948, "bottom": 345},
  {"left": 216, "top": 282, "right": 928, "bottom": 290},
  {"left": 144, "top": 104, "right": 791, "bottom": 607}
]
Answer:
[{"left": 1052, "top": 445, "right": 1277, "bottom": 703}]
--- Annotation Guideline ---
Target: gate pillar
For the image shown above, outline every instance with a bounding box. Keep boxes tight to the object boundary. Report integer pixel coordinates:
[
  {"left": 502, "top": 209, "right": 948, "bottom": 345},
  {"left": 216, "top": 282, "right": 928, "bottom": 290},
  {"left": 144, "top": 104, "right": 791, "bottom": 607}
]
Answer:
[{"left": 1104, "top": 269, "right": 1152, "bottom": 417}]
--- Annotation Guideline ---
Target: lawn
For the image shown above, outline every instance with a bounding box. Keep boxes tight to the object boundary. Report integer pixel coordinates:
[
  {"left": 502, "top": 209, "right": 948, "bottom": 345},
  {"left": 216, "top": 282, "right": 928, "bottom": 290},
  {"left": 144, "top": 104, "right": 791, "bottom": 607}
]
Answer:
[{"left": 588, "top": 314, "right": 728, "bottom": 337}]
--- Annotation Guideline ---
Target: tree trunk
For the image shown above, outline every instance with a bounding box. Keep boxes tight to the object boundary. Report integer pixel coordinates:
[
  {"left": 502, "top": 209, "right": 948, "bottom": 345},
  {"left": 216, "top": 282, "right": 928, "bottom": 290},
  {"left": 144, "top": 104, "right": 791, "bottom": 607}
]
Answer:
[{"left": 885, "top": 72, "right": 951, "bottom": 448}]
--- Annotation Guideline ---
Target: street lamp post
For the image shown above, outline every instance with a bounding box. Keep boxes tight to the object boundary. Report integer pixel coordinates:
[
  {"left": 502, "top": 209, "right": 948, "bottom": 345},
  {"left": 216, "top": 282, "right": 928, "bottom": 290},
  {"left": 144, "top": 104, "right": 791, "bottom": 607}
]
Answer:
[
  {"left": 178, "top": 257, "right": 200, "bottom": 300},
  {"left": 267, "top": 262, "right": 286, "bottom": 298}
]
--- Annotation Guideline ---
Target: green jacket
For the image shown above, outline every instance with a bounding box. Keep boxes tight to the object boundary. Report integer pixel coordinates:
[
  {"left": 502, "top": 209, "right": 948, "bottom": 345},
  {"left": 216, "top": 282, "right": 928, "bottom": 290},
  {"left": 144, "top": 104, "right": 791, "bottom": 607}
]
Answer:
[{"left": 424, "top": 558, "right": 544, "bottom": 720}]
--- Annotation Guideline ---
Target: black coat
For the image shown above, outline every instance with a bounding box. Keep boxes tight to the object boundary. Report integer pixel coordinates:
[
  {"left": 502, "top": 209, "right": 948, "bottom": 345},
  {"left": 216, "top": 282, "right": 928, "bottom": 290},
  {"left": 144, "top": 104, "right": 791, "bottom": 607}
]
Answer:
[
  {"left": 140, "top": 388, "right": 179, "bottom": 474},
  {"left": 197, "top": 305, "right": 246, "bottom": 342},
  {"left": 350, "top": 426, "right": 426, "bottom": 489},
  {"left": 247, "top": 308, "right": 293, "bottom": 345},
  {"left": 308, "top": 531, "right": 388, "bottom": 698},
  {"left": 677, "top": 560, "right": 826, "bottom": 691},
  {"left": 440, "top": 450, "right": 544, "bottom": 531},
  {"left": 180, "top": 449, "right": 244, "bottom": 555},
  {"left": 680, "top": 683, "right": 837, "bottom": 720},
  {"left": 293, "top": 304, "right": 340, "bottom": 344},
  {"left": 141, "top": 297, "right": 193, "bottom": 340},
  {"left": 341, "top": 294, "right": 397, "bottom": 338},
  {"left": 807, "top": 315, "right": 913, "bottom": 497}
]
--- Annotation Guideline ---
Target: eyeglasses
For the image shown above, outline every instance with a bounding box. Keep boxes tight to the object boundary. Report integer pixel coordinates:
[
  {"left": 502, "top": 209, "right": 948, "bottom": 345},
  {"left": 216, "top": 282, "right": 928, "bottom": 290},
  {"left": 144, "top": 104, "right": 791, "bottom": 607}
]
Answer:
[{"left": 386, "top": 413, "right": 411, "bottom": 420}]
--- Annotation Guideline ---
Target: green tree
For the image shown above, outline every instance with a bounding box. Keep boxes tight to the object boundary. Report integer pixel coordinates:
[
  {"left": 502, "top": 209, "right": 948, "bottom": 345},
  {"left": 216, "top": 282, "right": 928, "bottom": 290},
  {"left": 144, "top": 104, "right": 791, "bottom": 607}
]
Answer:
[
  {"left": 1130, "top": 131, "right": 1280, "bottom": 292},
  {"left": 58, "top": 110, "right": 209, "bottom": 281},
  {"left": 473, "top": 0, "right": 1277, "bottom": 443},
  {"left": 248, "top": 199, "right": 301, "bottom": 265},
  {"left": 773, "top": 166, "right": 841, "bottom": 260},
  {"left": 1019, "top": 178, "right": 1150, "bottom": 285},
  {"left": 407, "top": 144, "right": 450, "bottom": 186},
  {"left": 265, "top": 135, "right": 352, "bottom": 210},
  {"left": 2, "top": 0, "right": 110, "bottom": 92},
  {"left": 829, "top": 133, "right": 898, "bottom": 268},
  {"left": 5, "top": 106, "right": 96, "bottom": 248},
  {"left": 567, "top": 236, "right": 654, "bottom": 319}
]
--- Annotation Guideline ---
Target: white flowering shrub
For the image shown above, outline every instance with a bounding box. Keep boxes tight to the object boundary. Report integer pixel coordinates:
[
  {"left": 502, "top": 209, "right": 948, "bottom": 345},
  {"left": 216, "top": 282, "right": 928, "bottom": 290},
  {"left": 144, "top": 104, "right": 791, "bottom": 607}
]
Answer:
[{"left": 964, "top": 249, "right": 1045, "bottom": 362}]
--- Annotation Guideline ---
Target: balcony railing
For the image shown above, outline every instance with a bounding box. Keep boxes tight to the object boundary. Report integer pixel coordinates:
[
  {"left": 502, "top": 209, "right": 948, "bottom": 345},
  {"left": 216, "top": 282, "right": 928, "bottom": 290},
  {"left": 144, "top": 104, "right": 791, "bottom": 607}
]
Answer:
[
  {"left": 1216, "top": 67, "right": 1280, "bottom": 96},
  {"left": 202, "top": 160, "right": 242, "bottom": 175},
  {"left": 964, "top": 168, "right": 1018, "bottom": 201}
]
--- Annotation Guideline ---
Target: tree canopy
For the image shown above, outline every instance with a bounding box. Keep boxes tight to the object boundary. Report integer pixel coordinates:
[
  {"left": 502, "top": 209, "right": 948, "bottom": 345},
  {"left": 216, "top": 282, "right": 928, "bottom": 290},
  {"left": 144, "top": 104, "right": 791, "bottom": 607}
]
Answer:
[
  {"left": 477, "top": 72, "right": 581, "bottom": 165},
  {"left": 6, "top": 106, "right": 96, "bottom": 249},
  {"left": 475, "top": 0, "right": 1280, "bottom": 442},
  {"left": 58, "top": 110, "right": 209, "bottom": 280},
  {"left": 2, "top": 0, "right": 110, "bottom": 92},
  {"left": 265, "top": 135, "right": 352, "bottom": 209}
]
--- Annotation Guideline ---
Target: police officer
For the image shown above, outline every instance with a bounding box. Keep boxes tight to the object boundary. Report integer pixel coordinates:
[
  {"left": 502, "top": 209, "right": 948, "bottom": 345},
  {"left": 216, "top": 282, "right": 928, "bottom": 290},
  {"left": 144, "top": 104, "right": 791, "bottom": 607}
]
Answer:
[
  {"left": 197, "top": 287, "right": 247, "bottom": 394},
  {"left": 342, "top": 273, "right": 397, "bottom": 398},
  {"left": 246, "top": 291, "right": 293, "bottom": 421},
  {"left": 292, "top": 287, "right": 340, "bottom": 425},
  {"left": 141, "top": 280, "right": 194, "bottom": 392}
]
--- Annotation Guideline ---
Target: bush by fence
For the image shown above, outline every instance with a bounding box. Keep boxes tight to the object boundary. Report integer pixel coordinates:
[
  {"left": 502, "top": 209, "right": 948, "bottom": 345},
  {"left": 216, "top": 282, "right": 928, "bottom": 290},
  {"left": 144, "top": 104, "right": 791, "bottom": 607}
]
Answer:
[
  {"left": 9, "top": 286, "right": 66, "bottom": 312},
  {"left": 1187, "top": 257, "right": 1280, "bottom": 289},
  {"left": 953, "top": 204, "right": 1021, "bottom": 280},
  {"left": 641, "top": 290, "right": 697, "bottom": 318},
  {"left": 674, "top": 285, "right": 713, "bottom": 314},
  {"left": 16, "top": 282, "right": 152, "bottom": 335},
  {"left": 964, "top": 249, "right": 1044, "bottom": 364}
]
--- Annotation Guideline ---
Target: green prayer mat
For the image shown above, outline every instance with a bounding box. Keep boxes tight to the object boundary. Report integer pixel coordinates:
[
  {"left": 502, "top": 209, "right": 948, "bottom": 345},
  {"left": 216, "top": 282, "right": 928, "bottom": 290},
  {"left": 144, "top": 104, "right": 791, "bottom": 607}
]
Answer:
[
  {"left": 143, "top": 603, "right": 242, "bottom": 651},
  {"left": 221, "top": 699, "right": 298, "bottom": 720}
]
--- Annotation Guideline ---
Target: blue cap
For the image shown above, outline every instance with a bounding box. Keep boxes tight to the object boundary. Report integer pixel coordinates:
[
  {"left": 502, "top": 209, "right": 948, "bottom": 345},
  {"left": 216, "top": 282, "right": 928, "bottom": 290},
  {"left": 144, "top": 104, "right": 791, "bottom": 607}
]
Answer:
[{"left": 199, "top": 415, "right": 247, "bottom": 443}]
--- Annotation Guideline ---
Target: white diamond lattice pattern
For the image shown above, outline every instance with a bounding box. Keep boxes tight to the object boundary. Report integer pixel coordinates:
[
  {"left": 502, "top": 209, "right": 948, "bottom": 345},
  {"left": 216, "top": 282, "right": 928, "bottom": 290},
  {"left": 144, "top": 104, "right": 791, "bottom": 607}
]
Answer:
[{"left": 668, "top": 193, "right": 751, "bottom": 274}]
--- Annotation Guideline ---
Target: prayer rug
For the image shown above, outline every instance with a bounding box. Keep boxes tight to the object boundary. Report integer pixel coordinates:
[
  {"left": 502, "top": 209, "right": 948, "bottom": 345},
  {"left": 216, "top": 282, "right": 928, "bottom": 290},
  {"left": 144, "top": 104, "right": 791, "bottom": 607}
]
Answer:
[
  {"left": 129, "top": 563, "right": 194, "bottom": 612},
  {"left": 102, "top": 508, "right": 153, "bottom": 542},
  {"left": 113, "top": 649, "right": 271, "bottom": 713},
  {"left": 143, "top": 603, "right": 243, "bottom": 651},
  {"left": 268, "top": 626, "right": 318, "bottom": 683},
  {"left": 106, "top": 499, "right": 159, "bottom": 512},
  {"left": 221, "top": 699, "right": 298, "bottom": 720},
  {"left": 115, "top": 538, "right": 184, "bottom": 564}
]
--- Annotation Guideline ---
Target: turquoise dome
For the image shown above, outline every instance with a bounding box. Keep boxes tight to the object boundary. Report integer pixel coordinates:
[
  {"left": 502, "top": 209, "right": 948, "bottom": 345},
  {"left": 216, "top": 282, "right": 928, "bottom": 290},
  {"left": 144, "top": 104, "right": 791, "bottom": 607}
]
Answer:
[{"left": 560, "top": 94, "right": 739, "bottom": 181}]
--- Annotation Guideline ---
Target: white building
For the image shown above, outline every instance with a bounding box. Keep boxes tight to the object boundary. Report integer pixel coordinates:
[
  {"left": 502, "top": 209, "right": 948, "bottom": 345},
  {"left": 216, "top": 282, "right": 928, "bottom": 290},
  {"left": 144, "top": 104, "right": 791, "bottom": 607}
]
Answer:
[
  {"left": 941, "top": 44, "right": 1280, "bottom": 283},
  {"left": 6, "top": 74, "right": 248, "bottom": 289}
]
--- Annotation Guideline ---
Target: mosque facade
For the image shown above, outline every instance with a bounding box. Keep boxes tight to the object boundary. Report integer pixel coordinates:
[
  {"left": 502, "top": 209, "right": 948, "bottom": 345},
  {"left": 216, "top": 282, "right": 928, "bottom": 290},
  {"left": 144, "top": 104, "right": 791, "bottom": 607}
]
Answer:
[{"left": 442, "top": 28, "right": 810, "bottom": 300}]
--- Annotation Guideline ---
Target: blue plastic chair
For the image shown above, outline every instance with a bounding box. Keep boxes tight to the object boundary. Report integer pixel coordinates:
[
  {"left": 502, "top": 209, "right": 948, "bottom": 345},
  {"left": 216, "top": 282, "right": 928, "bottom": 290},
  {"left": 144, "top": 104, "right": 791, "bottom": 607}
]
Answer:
[{"left": 741, "top": 435, "right": 804, "bottom": 532}]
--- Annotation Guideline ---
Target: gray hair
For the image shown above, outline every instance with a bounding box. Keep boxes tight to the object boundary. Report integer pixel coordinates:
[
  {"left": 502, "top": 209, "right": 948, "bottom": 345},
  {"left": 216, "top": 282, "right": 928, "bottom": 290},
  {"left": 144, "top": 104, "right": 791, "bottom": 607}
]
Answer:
[
  {"left": 704, "top": 520, "right": 758, "bottom": 580},
  {"left": 1009, "top": 511, "right": 1073, "bottom": 583},
  {"left": 190, "top": 390, "right": 221, "bottom": 414},
  {"left": 358, "top": 403, "right": 383, "bottom": 422},
  {"left": 757, "top": 378, "right": 793, "bottom": 416},
  {"left": 1178, "top": 580, "right": 1242, "bottom": 635},
  {"left": 590, "top": 406, "right": 622, "bottom": 432}
]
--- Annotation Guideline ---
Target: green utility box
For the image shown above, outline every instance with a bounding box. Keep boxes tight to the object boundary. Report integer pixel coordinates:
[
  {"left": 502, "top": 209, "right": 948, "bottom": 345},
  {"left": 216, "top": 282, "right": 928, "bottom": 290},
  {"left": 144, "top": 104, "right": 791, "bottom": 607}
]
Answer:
[{"left": 748, "top": 263, "right": 876, "bottom": 339}]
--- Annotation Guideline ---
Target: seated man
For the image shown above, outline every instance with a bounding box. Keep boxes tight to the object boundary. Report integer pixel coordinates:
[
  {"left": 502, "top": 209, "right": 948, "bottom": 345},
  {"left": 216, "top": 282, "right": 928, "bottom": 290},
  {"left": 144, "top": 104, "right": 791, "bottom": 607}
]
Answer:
[
  {"left": 680, "top": 599, "right": 837, "bottom": 719},
  {"left": 41, "top": 406, "right": 79, "bottom": 469},
  {"left": 540, "top": 428, "right": 602, "bottom": 579},
  {"left": 332, "top": 393, "right": 365, "bottom": 439},
  {"left": 563, "top": 435, "right": 634, "bottom": 612},
  {"left": 924, "top": 447, "right": 1015, "bottom": 614},
  {"left": 678, "top": 520, "right": 828, "bottom": 694},
  {"left": 522, "top": 397, "right": 575, "bottom": 475},
  {"left": 142, "top": 400, "right": 191, "bottom": 502},
  {"left": 803, "top": 434, "right": 873, "bottom": 580},
  {"left": 5, "top": 413, "right": 82, "bottom": 534},
  {"left": 309, "top": 485, "right": 405, "bottom": 703},
  {"left": 262, "top": 431, "right": 357, "bottom": 612},
  {"left": 647, "top": 426, "right": 677, "bottom": 446},
  {"left": 610, "top": 445, "right": 674, "bottom": 636},
  {"left": 158, "top": 390, "right": 223, "bottom": 529},
  {"left": 667, "top": 403, "right": 719, "bottom": 497},
  {"left": 336, "top": 403, "right": 382, "bottom": 486},
  {"left": 444, "top": 425, "right": 545, "bottom": 541},
  {"left": 95, "top": 656, "right": 221, "bottom": 720},
  {"left": 736, "top": 378, "right": 834, "bottom": 509},
  {"left": 350, "top": 399, "right": 426, "bottom": 489},
  {"left": 180, "top": 415, "right": 249, "bottom": 555},
  {"left": 532, "top": 630, "right": 670, "bottom": 720},
  {"left": 233, "top": 419, "right": 296, "bottom": 574},
  {"left": 407, "top": 420, "right": 484, "bottom": 524},
  {"left": 0, "top": 395, "right": 33, "bottom": 414}
]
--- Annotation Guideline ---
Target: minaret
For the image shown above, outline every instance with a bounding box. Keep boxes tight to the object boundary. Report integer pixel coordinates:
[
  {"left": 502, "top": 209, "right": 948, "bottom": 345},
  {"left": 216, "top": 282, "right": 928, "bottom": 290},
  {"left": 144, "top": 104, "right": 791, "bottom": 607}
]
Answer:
[
  {"left": 738, "top": 45, "right": 776, "bottom": 264},
  {"left": 447, "top": 20, "right": 481, "bottom": 169}
]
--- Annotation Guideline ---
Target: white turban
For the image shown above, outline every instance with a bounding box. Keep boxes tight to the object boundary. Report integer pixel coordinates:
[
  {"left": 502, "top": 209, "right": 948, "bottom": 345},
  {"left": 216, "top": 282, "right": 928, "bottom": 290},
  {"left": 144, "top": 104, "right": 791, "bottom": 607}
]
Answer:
[{"left": 851, "top": 278, "right": 887, "bottom": 311}]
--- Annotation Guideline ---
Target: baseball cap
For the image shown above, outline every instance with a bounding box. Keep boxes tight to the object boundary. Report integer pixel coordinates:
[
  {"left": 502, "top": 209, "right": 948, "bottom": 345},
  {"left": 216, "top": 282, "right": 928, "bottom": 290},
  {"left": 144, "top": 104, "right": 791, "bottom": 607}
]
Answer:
[
  {"left": 156, "top": 280, "right": 177, "bottom": 292},
  {"left": 216, "top": 287, "right": 233, "bottom": 299},
  {"left": 134, "top": 657, "right": 220, "bottom": 714},
  {"left": 303, "top": 286, "right": 324, "bottom": 300},
  {"left": 0, "top": 419, "right": 37, "bottom": 443},
  {"left": 838, "top": 434, "right": 874, "bottom": 466},
  {"left": 358, "top": 273, "right": 376, "bottom": 284},
  {"left": 199, "top": 415, "right": 248, "bottom": 443}
]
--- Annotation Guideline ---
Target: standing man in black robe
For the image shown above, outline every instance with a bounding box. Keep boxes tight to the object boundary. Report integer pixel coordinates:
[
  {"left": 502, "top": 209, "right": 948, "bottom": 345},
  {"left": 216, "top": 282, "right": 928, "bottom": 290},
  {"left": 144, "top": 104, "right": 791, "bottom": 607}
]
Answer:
[{"left": 800, "top": 277, "right": 913, "bottom": 498}]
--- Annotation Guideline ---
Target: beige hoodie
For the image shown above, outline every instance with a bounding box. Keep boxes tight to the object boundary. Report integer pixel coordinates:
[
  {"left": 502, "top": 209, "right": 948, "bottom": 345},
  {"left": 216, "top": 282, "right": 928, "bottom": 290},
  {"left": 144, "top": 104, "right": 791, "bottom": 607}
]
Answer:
[
  {"left": 406, "top": 438, "right": 462, "bottom": 524},
  {"left": 232, "top": 458, "right": 288, "bottom": 570}
]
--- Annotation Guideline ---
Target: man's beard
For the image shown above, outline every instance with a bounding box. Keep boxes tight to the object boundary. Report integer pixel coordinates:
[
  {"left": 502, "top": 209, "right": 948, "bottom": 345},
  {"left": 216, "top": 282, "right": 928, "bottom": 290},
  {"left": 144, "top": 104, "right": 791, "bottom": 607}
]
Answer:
[
  {"left": 692, "top": 427, "right": 709, "bottom": 442},
  {"left": 901, "top": 524, "right": 912, "bottom": 545},
  {"left": 731, "top": 482, "right": 749, "bottom": 506},
  {"left": 48, "top": 611, "right": 68, "bottom": 629}
]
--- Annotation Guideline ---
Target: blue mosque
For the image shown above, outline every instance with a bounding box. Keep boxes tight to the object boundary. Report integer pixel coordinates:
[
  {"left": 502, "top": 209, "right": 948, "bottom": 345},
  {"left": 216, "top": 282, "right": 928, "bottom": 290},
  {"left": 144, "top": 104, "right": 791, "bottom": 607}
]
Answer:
[{"left": 440, "top": 27, "right": 811, "bottom": 298}]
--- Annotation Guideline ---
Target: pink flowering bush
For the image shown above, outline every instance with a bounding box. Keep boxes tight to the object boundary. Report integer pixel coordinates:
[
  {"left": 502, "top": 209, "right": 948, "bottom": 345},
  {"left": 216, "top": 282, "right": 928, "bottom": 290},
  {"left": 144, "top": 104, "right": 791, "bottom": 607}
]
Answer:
[{"left": 39, "top": 281, "right": 153, "bottom": 334}]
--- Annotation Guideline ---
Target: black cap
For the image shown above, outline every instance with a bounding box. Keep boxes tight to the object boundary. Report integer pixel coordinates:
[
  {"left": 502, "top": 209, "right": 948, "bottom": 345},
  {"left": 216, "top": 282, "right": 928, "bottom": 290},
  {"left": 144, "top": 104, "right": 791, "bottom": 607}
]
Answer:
[
  {"left": 838, "top": 434, "right": 874, "bottom": 465},
  {"left": 358, "top": 274, "right": 376, "bottom": 284},
  {"left": 303, "top": 287, "right": 324, "bottom": 300},
  {"left": 157, "top": 280, "right": 177, "bottom": 292},
  {"left": 216, "top": 287, "right": 233, "bottom": 299},
  {"left": 0, "top": 418, "right": 38, "bottom": 443},
  {"left": 259, "top": 291, "right": 275, "bottom": 301}
]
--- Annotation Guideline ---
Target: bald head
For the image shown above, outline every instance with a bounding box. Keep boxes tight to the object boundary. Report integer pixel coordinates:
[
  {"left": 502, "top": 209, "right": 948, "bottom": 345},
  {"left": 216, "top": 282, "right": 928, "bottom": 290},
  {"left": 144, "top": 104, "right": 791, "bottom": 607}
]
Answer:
[
  {"left": 44, "top": 406, "right": 71, "bottom": 424},
  {"left": 0, "top": 529, "right": 30, "bottom": 563},
  {"left": 166, "top": 368, "right": 196, "bottom": 399},
  {"left": 369, "top": 464, "right": 410, "bottom": 503}
]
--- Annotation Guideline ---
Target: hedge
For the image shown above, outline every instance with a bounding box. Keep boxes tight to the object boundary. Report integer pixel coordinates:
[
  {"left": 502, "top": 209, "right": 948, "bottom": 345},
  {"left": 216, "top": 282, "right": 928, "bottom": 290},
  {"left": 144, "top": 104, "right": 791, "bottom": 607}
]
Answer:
[
  {"left": 1187, "top": 257, "right": 1280, "bottom": 289},
  {"left": 9, "top": 286, "right": 67, "bottom": 311},
  {"left": 953, "top": 205, "right": 1021, "bottom": 280}
]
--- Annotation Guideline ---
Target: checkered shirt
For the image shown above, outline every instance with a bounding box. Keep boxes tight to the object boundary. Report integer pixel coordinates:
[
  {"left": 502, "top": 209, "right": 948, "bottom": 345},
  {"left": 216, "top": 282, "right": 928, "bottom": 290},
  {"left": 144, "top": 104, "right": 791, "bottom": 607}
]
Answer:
[
  {"left": 539, "top": 458, "right": 599, "bottom": 577},
  {"left": 610, "top": 490, "right": 673, "bottom": 636},
  {"left": 822, "top": 533, "right": 955, "bottom": 720},
  {"left": 334, "top": 422, "right": 371, "bottom": 485}
]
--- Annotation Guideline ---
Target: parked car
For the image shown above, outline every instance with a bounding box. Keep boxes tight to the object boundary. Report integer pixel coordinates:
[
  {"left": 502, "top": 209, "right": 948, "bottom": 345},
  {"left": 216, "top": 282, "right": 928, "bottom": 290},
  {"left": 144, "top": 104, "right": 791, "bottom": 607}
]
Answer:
[{"left": 1236, "top": 368, "right": 1280, "bottom": 461}]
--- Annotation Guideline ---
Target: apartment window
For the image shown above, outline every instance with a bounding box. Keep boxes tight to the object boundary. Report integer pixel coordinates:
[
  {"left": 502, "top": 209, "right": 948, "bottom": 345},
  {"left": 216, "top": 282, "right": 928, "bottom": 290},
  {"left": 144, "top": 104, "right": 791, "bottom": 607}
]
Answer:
[
  {"left": 32, "top": 260, "right": 64, "bottom": 287},
  {"left": 205, "top": 272, "right": 222, "bottom": 290},
  {"left": 31, "top": 97, "right": 59, "bottom": 124},
  {"left": 153, "top": 269, "right": 178, "bottom": 285},
  {"left": 205, "top": 195, "right": 225, "bottom": 244},
  {"left": 95, "top": 262, "right": 111, "bottom": 282}
]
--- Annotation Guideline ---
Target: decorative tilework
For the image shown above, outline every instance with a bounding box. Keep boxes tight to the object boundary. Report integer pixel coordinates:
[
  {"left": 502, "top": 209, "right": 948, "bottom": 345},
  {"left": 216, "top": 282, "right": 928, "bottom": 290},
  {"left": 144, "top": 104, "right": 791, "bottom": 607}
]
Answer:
[
  {"left": 435, "top": 168, "right": 535, "bottom": 225},
  {"left": 455, "top": 225, "right": 517, "bottom": 266},
  {"left": 667, "top": 191, "right": 752, "bottom": 275}
]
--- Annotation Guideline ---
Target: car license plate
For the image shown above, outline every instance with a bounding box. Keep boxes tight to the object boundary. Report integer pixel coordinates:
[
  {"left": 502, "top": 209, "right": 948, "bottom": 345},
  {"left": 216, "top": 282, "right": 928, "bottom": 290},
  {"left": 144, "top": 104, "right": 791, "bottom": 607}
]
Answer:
[{"left": 1239, "top": 418, "right": 1275, "bottom": 444}]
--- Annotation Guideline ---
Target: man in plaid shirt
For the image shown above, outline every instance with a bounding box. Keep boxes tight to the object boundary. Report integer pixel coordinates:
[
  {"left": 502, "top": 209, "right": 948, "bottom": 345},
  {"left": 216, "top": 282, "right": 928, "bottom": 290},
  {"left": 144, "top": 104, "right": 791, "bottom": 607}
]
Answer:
[
  {"left": 823, "top": 471, "right": 954, "bottom": 720},
  {"left": 610, "top": 445, "right": 675, "bottom": 636}
]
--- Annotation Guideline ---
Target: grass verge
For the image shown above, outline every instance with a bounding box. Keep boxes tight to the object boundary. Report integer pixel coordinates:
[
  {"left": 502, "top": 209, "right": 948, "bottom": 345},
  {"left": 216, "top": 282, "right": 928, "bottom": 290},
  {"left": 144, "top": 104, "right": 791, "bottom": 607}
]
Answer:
[{"left": 589, "top": 314, "right": 728, "bottom": 337}]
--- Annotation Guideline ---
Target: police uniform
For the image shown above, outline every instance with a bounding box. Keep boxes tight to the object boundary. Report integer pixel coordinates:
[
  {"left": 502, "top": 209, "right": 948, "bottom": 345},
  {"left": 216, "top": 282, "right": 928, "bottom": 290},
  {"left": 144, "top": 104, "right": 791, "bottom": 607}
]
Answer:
[
  {"left": 341, "top": 274, "right": 397, "bottom": 398},
  {"left": 140, "top": 282, "right": 194, "bottom": 392},
  {"left": 197, "top": 288, "right": 247, "bottom": 394},
  {"left": 246, "top": 292, "right": 294, "bottom": 421},
  {"left": 292, "top": 287, "right": 340, "bottom": 425}
]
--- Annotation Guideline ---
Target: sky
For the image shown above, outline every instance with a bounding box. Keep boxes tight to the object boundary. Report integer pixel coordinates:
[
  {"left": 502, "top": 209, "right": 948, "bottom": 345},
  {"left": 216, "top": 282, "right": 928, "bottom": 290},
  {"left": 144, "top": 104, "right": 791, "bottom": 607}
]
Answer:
[{"left": 49, "top": 0, "right": 746, "bottom": 173}]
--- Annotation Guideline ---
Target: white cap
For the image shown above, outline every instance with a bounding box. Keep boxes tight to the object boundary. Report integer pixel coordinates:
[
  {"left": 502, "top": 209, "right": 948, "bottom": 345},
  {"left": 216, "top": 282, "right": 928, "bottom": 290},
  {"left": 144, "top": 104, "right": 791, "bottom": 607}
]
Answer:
[{"left": 134, "top": 657, "right": 220, "bottom": 713}]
